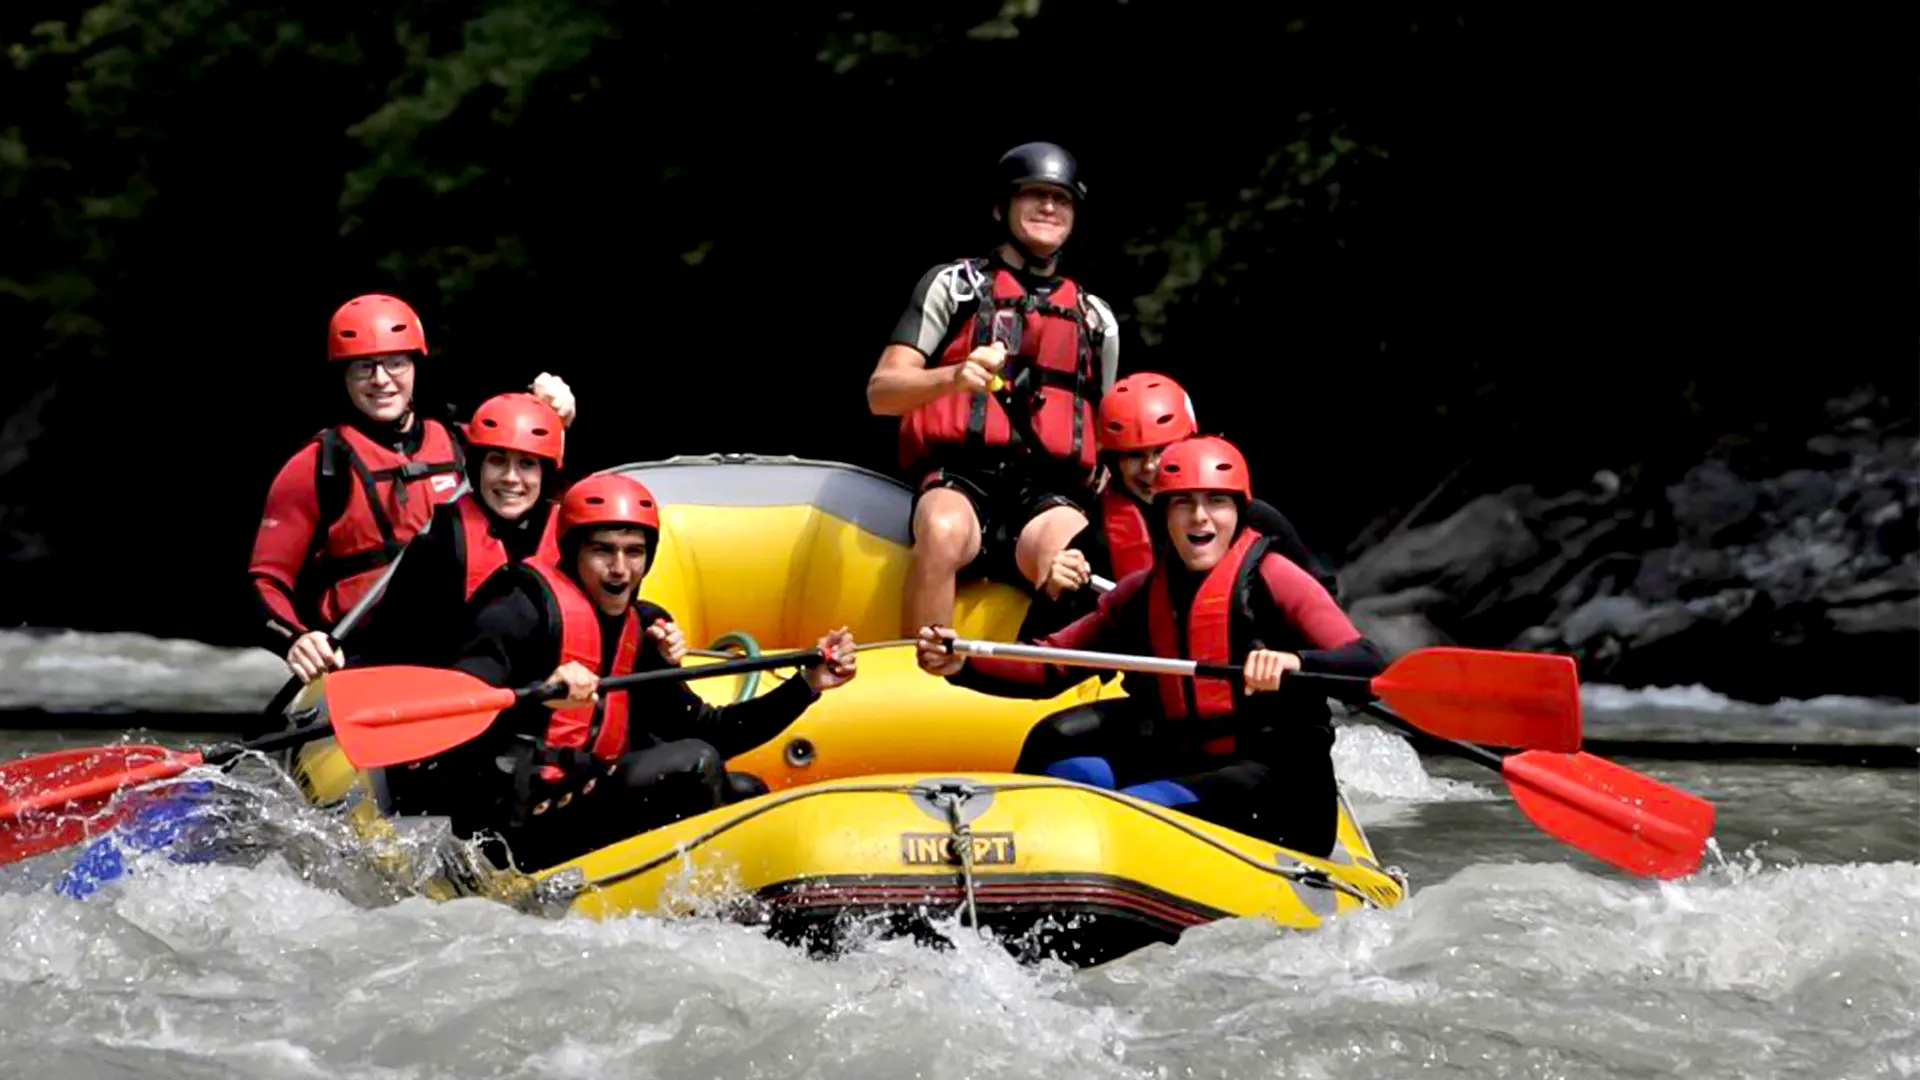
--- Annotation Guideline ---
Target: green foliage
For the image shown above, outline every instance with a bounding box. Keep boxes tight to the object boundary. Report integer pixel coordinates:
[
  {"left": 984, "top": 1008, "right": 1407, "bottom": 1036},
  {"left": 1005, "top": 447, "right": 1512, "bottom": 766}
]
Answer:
[
  {"left": 0, "top": 1, "right": 1897, "bottom": 612},
  {"left": 1126, "top": 116, "right": 1386, "bottom": 346}
]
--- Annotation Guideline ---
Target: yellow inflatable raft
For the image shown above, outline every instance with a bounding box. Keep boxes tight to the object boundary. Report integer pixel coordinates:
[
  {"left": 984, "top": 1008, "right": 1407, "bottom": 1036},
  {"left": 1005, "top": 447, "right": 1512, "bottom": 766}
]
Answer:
[{"left": 290, "top": 455, "right": 1406, "bottom": 961}]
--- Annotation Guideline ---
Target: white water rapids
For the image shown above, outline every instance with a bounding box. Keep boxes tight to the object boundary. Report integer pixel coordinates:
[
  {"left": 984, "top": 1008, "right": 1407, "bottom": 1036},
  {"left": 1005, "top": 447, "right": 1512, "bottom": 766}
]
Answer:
[{"left": 0, "top": 630, "right": 1914, "bottom": 1078}]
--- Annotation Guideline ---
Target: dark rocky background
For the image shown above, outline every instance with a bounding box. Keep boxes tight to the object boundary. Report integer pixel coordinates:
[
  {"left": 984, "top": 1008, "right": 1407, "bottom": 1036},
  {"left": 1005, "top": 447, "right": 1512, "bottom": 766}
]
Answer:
[
  {"left": 1343, "top": 387, "right": 1917, "bottom": 702},
  {"left": 0, "top": 4, "right": 1911, "bottom": 703}
]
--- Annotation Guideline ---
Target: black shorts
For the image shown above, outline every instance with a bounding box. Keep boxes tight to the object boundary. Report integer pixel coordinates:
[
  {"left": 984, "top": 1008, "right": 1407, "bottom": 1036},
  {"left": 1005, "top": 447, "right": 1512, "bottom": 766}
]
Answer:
[{"left": 913, "top": 459, "right": 1092, "bottom": 586}]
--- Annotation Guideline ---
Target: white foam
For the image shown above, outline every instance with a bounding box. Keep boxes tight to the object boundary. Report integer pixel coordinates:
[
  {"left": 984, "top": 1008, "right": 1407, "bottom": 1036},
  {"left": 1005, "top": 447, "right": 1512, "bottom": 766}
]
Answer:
[
  {"left": 0, "top": 628, "right": 285, "bottom": 713},
  {"left": 1331, "top": 723, "right": 1496, "bottom": 804},
  {"left": 1583, "top": 681, "right": 1919, "bottom": 717},
  {"left": 1581, "top": 681, "right": 1920, "bottom": 744}
]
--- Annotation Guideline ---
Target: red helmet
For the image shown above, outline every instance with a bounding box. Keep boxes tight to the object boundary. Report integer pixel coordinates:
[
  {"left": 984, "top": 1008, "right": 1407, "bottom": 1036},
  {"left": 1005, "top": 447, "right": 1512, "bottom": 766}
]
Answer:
[
  {"left": 558, "top": 474, "right": 659, "bottom": 538},
  {"left": 1153, "top": 436, "right": 1252, "bottom": 500},
  {"left": 468, "top": 393, "right": 564, "bottom": 469},
  {"left": 327, "top": 294, "right": 427, "bottom": 362},
  {"left": 1098, "top": 372, "right": 1197, "bottom": 451}
]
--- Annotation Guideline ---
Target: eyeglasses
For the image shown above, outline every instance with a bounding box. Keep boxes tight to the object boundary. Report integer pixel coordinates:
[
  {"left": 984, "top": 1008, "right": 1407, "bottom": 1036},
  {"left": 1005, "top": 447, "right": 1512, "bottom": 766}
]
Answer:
[{"left": 343, "top": 355, "right": 415, "bottom": 382}]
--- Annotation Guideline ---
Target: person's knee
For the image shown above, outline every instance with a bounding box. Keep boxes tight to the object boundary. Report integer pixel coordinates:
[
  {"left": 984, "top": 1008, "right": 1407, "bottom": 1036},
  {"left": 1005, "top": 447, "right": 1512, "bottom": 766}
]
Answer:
[
  {"left": 1043, "top": 756, "right": 1117, "bottom": 788},
  {"left": 1014, "top": 505, "right": 1089, "bottom": 581},
  {"left": 1015, "top": 705, "right": 1109, "bottom": 772},
  {"left": 618, "top": 740, "right": 724, "bottom": 793},
  {"left": 913, "top": 496, "right": 980, "bottom": 566},
  {"left": 674, "top": 743, "right": 726, "bottom": 803},
  {"left": 1119, "top": 778, "right": 1199, "bottom": 807},
  {"left": 724, "top": 771, "right": 769, "bottom": 803}
]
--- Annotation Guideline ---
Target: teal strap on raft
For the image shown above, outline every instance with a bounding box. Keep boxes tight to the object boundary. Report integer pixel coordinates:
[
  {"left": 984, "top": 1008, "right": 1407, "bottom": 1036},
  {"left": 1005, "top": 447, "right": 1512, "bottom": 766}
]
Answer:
[
  {"left": 703, "top": 631, "right": 763, "bottom": 703},
  {"left": 684, "top": 634, "right": 916, "bottom": 702}
]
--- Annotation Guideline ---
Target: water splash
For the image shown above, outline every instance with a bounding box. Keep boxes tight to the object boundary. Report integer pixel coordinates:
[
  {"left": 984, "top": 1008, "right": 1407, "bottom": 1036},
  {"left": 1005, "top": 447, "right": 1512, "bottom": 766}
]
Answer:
[{"left": 1332, "top": 723, "right": 1496, "bottom": 805}]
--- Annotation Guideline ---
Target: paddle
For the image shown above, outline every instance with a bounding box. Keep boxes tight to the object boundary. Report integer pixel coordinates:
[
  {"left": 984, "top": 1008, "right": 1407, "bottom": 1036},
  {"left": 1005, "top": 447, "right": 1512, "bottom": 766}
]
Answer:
[
  {"left": 0, "top": 723, "right": 364, "bottom": 867},
  {"left": 1359, "top": 702, "right": 1715, "bottom": 880},
  {"left": 943, "top": 639, "right": 1582, "bottom": 752},
  {"left": 254, "top": 478, "right": 473, "bottom": 728},
  {"left": 0, "top": 648, "right": 824, "bottom": 868},
  {"left": 941, "top": 637, "right": 1712, "bottom": 879},
  {"left": 317, "top": 648, "right": 828, "bottom": 763}
]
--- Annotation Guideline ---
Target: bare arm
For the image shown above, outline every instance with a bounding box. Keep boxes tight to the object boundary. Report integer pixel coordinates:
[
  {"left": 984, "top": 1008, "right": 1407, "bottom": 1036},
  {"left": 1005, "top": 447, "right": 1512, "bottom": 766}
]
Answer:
[
  {"left": 867, "top": 343, "right": 964, "bottom": 416},
  {"left": 867, "top": 262, "right": 1002, "bottom": 415}
]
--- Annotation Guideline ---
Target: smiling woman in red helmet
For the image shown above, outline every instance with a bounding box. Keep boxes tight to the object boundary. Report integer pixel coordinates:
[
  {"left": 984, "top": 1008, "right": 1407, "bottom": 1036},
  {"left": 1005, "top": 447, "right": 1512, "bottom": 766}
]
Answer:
[
  {"left": 916, "top": 435, "right": 1384, "bottom": 857},
  {"left": 246, "top": 293, "right": 577, "bottom": 685},
  {"left": 344, "top": 391, "right": 671, "bottom": 673},
  {"left": 1020, "top": 371, "right": 1344, "bottom": 636},
  {"left": 394, "top": 473, "right": 858, "bottom": 873}
]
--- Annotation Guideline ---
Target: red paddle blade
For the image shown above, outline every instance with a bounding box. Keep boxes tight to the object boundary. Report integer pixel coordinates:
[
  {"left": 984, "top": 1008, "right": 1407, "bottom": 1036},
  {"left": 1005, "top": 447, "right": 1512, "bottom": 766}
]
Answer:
[
  {"left": 1374, "top": 647, "right": 1583, "bottom": 752},
  {"left": 1503, "top": 750, "right": 1716, "bottom": 879},
  {"left": 0, "top": 746, "right": 197, "bottom": 865},
  {"left": 321, "top": 666, "right": 518, "bottom": 769}
]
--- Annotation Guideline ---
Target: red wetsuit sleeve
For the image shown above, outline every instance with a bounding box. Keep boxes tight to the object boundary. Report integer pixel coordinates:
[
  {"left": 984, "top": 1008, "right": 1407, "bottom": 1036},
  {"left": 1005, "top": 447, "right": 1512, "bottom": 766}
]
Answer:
[
  {"left": 248, "top": 444, "right": 322, "bottom": 650},
  {"left": 1258, "top": 553, "right": 1386, "bottom": 680},
  {"left": 948, "top": 570, "right": 1150, "bottom": 698}
]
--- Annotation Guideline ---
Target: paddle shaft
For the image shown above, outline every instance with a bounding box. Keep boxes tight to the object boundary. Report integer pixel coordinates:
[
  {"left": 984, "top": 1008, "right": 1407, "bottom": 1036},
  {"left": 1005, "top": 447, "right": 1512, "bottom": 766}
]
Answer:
[
  {"left": 962, "top": 634, "right": 1704, "bottom": 868},
  {"left": 257, "top": 479, "right": 473, "bottom": 721},
  {"left": 946, "top": 638, "right": 1371, "bottom": 693},
  {"left": 539, "top": 648, "right": 827, "bottom": 701},
  {"left": 9, "top": 651, "right": 826, "bottom": 818},
  {"left": 356, "top": 648, "right": 832, "bottom": 731},
  {"left": 1355, "top": 701, "right": 1503, "bottom": 769}
]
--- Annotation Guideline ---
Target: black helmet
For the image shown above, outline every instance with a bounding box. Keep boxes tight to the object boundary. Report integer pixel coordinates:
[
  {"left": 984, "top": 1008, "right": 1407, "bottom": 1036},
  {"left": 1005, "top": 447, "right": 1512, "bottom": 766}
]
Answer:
[{"left": 998, "top": 142, "right": 1086, "bottom": 203}]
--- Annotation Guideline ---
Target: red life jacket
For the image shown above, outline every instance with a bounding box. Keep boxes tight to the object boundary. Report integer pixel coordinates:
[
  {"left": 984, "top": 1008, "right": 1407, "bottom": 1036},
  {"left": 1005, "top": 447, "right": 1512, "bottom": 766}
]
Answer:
[
  {"left": 1145, "top": 528, "right": 1271, "bottom": 755},
  {"left": 896, "top": 259, "right": 1105, "bottom": 476},
  {"left": 454, "top": 496, "right": 561, "bottom": 601},
  {"left": 310, "top": 420, "right": 466, "bottom": 626},
  {"left": 522, "top": 560, "right": 639, "bottom": 783},
  {"left": 1100, "top": 486, "right": 1156, "bottom": 582}
]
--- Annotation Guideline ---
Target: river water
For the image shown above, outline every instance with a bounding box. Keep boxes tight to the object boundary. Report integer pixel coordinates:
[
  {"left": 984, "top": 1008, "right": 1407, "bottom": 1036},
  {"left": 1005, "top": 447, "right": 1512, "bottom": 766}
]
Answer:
[{"left": 0, "top": 630, "right": 1915, "bottom": 1079}]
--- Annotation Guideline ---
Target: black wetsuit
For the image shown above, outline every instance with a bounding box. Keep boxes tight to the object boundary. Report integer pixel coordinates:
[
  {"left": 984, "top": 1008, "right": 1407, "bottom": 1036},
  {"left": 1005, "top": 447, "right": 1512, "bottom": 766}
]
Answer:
[
  {"left": 384, "top": 567, "right": 816, "bottom": 872},
  {"left": 954, "top": 539, "right": 1382, "bottom": 857},
  {"left": 347, "top": 497, "right": 556, "bottom": 671},
  {"left": 1018, "top": 494, "right": 1344, "bottom": 640}
]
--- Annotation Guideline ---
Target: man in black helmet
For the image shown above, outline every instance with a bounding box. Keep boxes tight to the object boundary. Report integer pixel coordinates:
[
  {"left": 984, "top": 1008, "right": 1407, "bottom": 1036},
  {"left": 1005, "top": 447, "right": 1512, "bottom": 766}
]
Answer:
[{"left": 867, "top": 141, "right": 1121, "bottom": 636}]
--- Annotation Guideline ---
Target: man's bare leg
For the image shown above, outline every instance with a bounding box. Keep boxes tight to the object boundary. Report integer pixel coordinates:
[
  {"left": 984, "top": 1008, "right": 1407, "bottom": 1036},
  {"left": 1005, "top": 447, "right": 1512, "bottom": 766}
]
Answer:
[{"left": 904, "top": 488, "right": 983, "bottom": 634}]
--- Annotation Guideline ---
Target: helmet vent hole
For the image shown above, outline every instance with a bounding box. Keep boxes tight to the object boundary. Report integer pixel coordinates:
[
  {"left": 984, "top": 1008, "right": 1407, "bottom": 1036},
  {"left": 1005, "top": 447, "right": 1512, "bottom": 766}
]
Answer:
[
  {"left": 339, "top": 330, "right": 357, "bottom": 339},
  {"left": 530, "top": 426, "right": 548, "bottom": 437},
  {"left": 585, "top": 496, "right": 605, "bottom": 506}
]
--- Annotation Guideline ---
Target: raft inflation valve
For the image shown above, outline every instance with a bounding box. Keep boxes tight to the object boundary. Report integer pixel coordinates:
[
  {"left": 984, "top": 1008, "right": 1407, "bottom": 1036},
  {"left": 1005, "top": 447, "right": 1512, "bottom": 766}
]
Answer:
[{"left": 784, "top": 738, "right": 815, "bottom": 767}]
